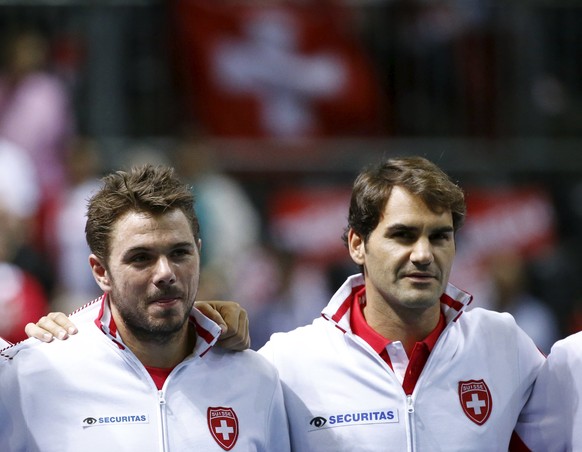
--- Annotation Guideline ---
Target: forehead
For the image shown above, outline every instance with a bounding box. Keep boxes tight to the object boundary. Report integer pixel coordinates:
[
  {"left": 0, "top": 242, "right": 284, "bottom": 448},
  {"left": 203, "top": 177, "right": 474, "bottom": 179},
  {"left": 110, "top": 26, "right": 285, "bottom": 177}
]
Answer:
[
  {"left": 380, "top": 186, "right": 452, "bottom": 226},
  {"left": 109, "top": 209, "right": 195, "bottom": 251}
]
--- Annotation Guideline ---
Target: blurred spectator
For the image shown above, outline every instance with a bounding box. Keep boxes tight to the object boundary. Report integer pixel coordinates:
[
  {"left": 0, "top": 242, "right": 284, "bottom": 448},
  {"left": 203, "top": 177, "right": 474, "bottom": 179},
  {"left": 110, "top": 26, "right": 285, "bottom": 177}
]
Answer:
[
  {"left": 171, "top": 0, "right": 385, "bottom": 138},
  {"left": 0, "top": 257, "right": 48, "bottom": 345},
  {"left": 46, "top": 137, "right": 103, "bottom": 314},
  {"left": 172, "top": 134, "right": 262, "bottom": 299},
  {"left": 0, "top": 137, "right": 53, "bottom": 296},
  {"left": 0, "top": 138, "right": 49, "bottom": 343},
  {"left": 0, "top": 29, "right": 75, "bottom": 194},
  {"left": 0, "top": 138, "right": 39, "bottom": 226},
  {"left": 246, "top": 246, "right": 330, "bottom": 350},
  {"left": 0, "top": 29, "right": 76, "bottom": 252},
  {"left": 485, "top": 250, "right": 560, "bottom": 354}
]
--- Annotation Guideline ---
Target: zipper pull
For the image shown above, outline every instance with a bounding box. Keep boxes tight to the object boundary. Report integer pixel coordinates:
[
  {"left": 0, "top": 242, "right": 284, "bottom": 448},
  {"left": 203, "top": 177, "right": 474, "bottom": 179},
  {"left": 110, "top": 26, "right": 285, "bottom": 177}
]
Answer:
[
  {"left": 158, "top": 390, "right": 166, "bottom": 406},
  {"left": 406, "top": 395, "right": 414, "bottom": 414}
]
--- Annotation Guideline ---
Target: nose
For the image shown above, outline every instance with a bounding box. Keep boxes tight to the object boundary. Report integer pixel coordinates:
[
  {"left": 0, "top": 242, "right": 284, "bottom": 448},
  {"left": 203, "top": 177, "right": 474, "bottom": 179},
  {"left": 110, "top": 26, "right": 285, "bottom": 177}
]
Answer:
[
  {"left": 153, "top": 256, "right": 176, "bottom": 286},
  {"left": 410, "top": 238, "right": 434, "bottom": 266}
]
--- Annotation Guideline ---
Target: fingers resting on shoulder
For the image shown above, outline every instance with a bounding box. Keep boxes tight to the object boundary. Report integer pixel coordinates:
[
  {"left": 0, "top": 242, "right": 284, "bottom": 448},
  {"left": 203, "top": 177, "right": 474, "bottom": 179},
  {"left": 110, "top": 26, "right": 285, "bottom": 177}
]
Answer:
[
  {"left": 195, "top": 301, "right": 250, "bottom": 351},
  {"left": 25, "top": 312, "right": 78, "bottom": 342}
]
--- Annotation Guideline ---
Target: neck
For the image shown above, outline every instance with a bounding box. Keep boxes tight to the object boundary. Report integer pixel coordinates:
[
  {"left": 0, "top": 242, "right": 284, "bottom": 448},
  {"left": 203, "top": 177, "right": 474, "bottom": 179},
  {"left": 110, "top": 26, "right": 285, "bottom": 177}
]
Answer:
[
  {"left": 363, "top": 298, "right": 441, "bottom": 355},
  {"left": 140, "top": 328, "right": 196, "bottom": 368}
]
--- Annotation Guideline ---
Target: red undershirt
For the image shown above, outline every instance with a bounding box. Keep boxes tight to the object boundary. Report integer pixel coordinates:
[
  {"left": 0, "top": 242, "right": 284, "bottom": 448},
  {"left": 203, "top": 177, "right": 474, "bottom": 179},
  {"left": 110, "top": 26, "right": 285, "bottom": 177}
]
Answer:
[
  {"left": 350, "top": 287, "right": 446, "bottom": 395},
  {"left": 145, "top": 366, "right": 174, "bottom": 390}
]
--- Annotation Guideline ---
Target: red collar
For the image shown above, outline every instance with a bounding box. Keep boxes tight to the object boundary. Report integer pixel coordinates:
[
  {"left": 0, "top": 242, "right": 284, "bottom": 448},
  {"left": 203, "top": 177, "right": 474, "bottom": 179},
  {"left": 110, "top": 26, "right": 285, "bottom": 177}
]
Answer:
[{"left": 350, "top": 287, "right": 446, "bottom": 353}]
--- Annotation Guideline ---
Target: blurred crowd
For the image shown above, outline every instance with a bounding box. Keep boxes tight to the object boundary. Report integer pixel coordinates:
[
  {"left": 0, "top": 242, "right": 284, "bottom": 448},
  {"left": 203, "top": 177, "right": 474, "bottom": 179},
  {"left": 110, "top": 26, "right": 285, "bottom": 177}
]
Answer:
[{"left": 0, "top": 0, "right": 580, "bottom": 351}]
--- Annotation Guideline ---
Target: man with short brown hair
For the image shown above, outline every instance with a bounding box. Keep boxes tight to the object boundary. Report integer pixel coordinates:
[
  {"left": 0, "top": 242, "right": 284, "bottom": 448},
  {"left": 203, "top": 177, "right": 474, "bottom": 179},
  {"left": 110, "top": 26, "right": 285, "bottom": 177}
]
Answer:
[{"left": 1, "top": 164, "right": 289, "bottom": 451}]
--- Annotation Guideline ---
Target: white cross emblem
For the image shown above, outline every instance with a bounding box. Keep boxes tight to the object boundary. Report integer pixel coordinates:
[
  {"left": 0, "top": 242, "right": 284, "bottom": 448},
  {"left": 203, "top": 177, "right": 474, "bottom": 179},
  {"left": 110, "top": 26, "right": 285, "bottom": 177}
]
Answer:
[
  {"left": 214, "top": 419, "right": 234, "bottom": 440},
  {"left": 213, "top": 10, "right": 346, "bottom": 137},
  {"left": 465, "top": 393, "right": 486, "bottom": 415}
]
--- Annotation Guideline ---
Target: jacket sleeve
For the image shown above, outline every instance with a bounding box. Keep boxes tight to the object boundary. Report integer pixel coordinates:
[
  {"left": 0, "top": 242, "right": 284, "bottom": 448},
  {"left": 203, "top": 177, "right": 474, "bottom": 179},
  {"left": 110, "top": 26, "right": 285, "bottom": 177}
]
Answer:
[{"left": 513, "top": 336, "right": 574, "bottom": 452}]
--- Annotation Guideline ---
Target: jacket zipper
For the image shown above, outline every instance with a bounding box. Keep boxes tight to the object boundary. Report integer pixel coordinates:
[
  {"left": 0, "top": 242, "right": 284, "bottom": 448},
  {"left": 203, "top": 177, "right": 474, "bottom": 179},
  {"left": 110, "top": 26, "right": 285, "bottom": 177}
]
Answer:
[
  {"left": 348, "top": 333, "right": 419, "bottom": 450},
  {"left": 404, "top": 314, "right": 458, "bottom": 452},
  {"left": 157, "top": 360, "right": 191, "bottom": 451},
  {"left": 406, "top": 394, "right": 415, "bottom": 452},
  {"left": 124, "top": 352, "right": 170, "bottom": 452},
  {"left": 158, "top": 389, "right": 168, "bottom": 452}
]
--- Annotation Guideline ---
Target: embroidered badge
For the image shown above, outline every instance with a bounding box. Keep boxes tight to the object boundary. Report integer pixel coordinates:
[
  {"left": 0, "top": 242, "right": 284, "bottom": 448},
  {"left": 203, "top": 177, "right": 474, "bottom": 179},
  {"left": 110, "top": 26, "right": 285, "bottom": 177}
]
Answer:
[
  {"left": 207, "top": 407, "right": 239, "bottom": 450},
  {"left": 458, "top": 379, "right": 492, "bottom": 425}
]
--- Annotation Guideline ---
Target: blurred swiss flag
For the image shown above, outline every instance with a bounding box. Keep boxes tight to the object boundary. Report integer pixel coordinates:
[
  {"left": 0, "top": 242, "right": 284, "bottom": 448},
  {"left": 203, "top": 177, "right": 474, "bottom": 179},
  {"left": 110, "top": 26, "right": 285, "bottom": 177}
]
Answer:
[
  {"left": 451, "top": 185, "right": 557, "bottom": 306},
  {"left": 268, "top": 186, "right": 351, "bottom": 263},
  {"left": 171, "top": 0, "right": 385, "bottom": 138},
  {"left": 458, "top": 186, "right": 556, "bottom": 259}
]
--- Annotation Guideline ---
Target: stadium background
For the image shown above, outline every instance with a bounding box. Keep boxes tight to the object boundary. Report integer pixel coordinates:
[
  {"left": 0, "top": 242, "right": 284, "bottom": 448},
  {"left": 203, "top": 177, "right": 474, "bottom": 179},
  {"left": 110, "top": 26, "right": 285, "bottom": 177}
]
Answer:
[{"left": 0, "top": 0, "right": 580, "bottom": 352}]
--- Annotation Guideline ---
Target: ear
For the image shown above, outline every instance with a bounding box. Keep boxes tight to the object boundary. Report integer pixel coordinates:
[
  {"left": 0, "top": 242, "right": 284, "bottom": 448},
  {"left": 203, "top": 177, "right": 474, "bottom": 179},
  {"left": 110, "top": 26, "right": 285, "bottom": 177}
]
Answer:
[
  {"left": 348, "top": 229, "right": 365, "bottom": 265},
  {"left": 89, "top": 254, "right": 111, "bottom": 292}
]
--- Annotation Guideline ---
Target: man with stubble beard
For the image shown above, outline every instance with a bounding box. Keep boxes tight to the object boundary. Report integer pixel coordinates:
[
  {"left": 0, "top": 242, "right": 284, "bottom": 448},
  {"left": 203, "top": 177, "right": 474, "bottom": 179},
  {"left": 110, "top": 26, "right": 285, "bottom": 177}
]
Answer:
[{"left": 0, "top": 164, "right": 289, "bottom": 452}]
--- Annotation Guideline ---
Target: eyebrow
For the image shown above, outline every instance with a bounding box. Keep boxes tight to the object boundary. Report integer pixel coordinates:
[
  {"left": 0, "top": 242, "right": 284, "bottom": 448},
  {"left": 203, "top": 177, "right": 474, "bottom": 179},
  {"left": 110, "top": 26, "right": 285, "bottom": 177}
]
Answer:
[
  {"left": 124, "top": 242, "right": 196, "bottom": 255},
  {"left": 431, "top": 225, "right": 454, "bottom": 234},
  {"left": 171, "top": 241, "right": 197, "bottom": 249},
  {"left": 385, "top": 224, "right": 454, "bottom": 235}
]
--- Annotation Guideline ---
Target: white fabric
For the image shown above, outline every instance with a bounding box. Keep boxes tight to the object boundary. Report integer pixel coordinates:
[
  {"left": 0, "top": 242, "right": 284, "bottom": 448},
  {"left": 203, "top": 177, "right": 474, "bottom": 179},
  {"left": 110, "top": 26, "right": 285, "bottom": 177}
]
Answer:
[
  {"left": 259, "top": 273, "right": 544, "bottom": 451},
  {"left": 0, "top": 296, "right": 290, "bottom": 452},
  {"left": 516, "top": 331, "right": 582, "bottom": 451},
  {"left": 0, "top": 138, "right": 40, "bottom": 218},
  {"left": 0, "top": 337, "right": 10, "bottom": 350}
]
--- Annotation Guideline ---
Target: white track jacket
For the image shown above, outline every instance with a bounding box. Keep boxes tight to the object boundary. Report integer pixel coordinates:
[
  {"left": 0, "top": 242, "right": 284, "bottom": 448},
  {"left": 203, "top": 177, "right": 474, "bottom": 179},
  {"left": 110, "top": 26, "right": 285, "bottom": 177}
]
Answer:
[
  {"left": 259, "top": 274, "right": 544, "bottom": 452},
  {"left": 516, "top": 331, "right": 582, "bottom": 452},
  {"left": 0, "top": 295, "right": 290, "bottom": 452}
]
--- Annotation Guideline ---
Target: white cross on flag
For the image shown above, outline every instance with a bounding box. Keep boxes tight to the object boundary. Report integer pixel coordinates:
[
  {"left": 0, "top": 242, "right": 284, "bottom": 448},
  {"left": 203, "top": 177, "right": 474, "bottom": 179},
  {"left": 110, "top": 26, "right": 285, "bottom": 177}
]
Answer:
[
  {"left": 458, "top": 379, "right": 493, "bottom": 425},
  {"left": 208, "top": 406, "right": 239, "bottom": 450}
]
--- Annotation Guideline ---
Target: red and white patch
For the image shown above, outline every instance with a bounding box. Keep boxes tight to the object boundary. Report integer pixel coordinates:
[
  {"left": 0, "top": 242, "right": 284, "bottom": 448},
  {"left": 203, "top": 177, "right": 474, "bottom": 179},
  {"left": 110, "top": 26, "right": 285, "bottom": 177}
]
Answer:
[
  {"left": 458, "top": 379, "right": 492, "bottom": 425},
  {"left": 207, "top": 407, "right": 239, "bottom": 450}
]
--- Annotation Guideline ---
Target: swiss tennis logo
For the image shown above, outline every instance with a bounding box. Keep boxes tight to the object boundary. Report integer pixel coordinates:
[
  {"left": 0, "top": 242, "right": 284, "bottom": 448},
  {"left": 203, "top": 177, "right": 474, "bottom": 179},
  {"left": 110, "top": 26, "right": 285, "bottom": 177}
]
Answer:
[
  {"left": 207, "top": 407, "right": 239, "bottom": 450},
  {"left": 458, "top": 379, "right": 492, "bottom": 425}
]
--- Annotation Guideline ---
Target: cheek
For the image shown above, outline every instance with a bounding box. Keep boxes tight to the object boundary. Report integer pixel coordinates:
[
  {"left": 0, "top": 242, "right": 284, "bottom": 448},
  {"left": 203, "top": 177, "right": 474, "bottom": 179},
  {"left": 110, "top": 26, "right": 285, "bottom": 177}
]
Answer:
[
  {"left": 115, "top": 269, "right": 149, "bottom": 292},
  {"left": 437, "top": 248, "right": 456, "bottom": 271},
  {"left": 178, "top": 261, "right": 200, "bottom": 286},
  {"left": 377, "top": 244, "right": 407, "bottom": 266}
]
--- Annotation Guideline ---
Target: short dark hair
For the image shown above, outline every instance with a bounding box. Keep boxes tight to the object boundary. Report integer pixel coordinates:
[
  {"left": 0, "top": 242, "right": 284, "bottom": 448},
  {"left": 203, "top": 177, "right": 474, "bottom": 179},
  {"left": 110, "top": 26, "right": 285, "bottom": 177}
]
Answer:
[
  {"left": 342, "top": 156, "right": 466, "bottom": 246},
  {"left": 85, "top": 164, "right": 200, "bottom": 263}
]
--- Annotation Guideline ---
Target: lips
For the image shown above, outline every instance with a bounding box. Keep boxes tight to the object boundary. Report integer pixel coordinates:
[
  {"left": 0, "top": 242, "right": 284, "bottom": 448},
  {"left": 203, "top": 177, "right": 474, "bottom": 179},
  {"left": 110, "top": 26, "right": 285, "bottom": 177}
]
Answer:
[
  {"left": 401, "top": 272, "right": 438, "bottom": 282},
  {"left": 149, "top": 292, "right": 182, "bottom": 304},
  {"left": 153, "top": 297, "right": 180, "bottom": 304},
  {"left": 406, "top": 273, "right": 435, "bottom": 279}
]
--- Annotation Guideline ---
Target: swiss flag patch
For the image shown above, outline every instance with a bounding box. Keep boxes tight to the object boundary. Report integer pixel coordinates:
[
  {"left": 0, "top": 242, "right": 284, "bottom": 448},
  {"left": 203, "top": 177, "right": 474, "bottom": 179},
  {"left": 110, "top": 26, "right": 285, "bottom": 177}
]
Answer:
[
  {"left": 207, "top": 407, "right": 239, "bottom": 450},
  {"left": 458, "top": 379, "right": 492, "bottom": 425}
]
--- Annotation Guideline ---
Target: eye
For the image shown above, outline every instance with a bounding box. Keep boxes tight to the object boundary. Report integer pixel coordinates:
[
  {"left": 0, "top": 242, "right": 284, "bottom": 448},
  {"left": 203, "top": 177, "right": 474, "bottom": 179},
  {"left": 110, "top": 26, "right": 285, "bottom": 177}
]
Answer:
[
  {"left": 392, "top": 233, "right": 417, "bottom": 245},
  {"left": 129, "top": 253, "right": 151, "bottom": 264},
  {"left": 171, "top": 248, "right": 192, "bottom": 258},
  {"left": 83, "top": 417, "right": 97, "bottom": 425},
  {"left": 309, "top": 416, "right": 327, "bottom": 428},
  {"left": 431, "top": 231, "right": 453, "bottom": 242},
  {"left": 169, "top": 252, "right": 190, "bottom": 264}
]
